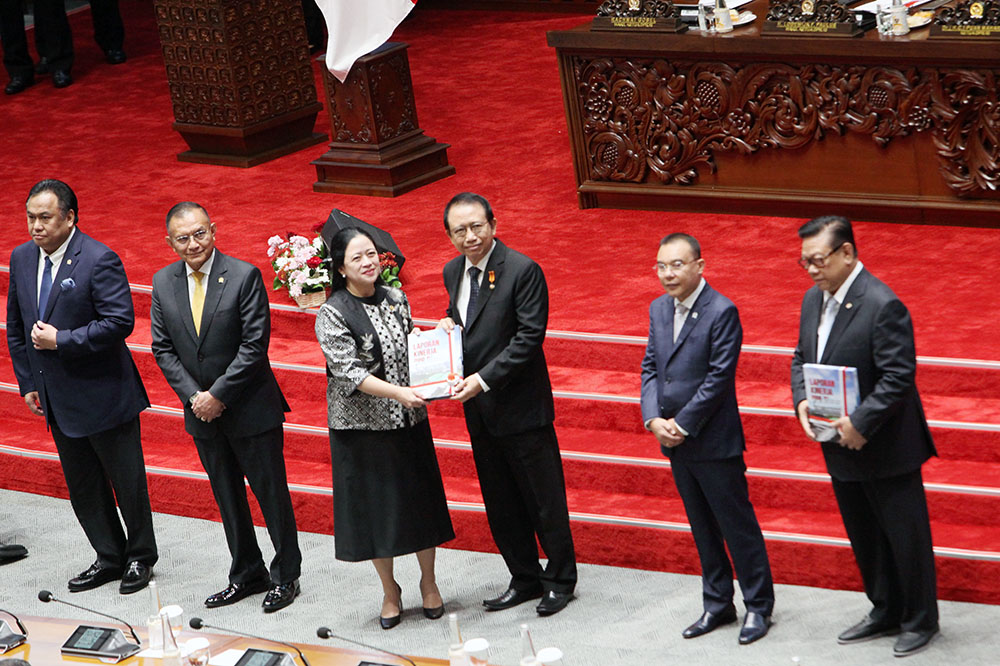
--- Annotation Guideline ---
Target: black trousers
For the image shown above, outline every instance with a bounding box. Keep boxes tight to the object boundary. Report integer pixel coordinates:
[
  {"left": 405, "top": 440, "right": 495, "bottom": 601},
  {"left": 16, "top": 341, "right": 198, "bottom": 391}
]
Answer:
[
  {"left": 0, "top": 0, "right": 73, "bottom": 78},
  {"left": 468, "top": 421, "right": 577, "bottom": 594},
  {"left": 194, "top": 425, "right": 301, "bottom": 586},
  {"left": 831, "top": 469, "right": 938, "bottom": 633},
  {"left": 671, "top": 456, "right": 775, "bottom": 615},
  {"left": 50, "top": 415, "right": 158, "bottom": 569}
]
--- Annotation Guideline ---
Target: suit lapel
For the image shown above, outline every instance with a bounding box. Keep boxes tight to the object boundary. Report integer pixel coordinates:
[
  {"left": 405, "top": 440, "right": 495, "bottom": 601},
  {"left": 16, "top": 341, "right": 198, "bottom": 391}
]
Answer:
[
  {"left": 41, "top": 231, "right": 83, "bottom": 321},
  {"left": 197, "top": 253, "right": 228, "bottom": 347},
  {"left": 465, "top": 241, "right": 504, "bottom": 331},
  {"left": 821, "top": 269, "right": 868, "bottom": 364},
  {"left": 172, "top": 262, "right": 199, "bottom": 342},
  {"left": 446, "top": 259, "right": 465, "bottom": 327},
  {"left": 665, "top": 284, "right": 712, "bottom": 365},
  {"left": 802, "top": 288, "right": 822, "bottom": 363}
]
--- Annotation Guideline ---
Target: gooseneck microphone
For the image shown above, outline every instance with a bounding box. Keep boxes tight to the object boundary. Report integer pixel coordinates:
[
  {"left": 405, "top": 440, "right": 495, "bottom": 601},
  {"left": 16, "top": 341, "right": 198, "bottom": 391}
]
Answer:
[
  {"left": 316, "top": 626, "right": 416, "bottom": 666},
  {"left": 38, "top": 590, "right": 140, "bottom": 645},
  {"left": 190, "top": 617, "right": 311, "bottom": 666}
]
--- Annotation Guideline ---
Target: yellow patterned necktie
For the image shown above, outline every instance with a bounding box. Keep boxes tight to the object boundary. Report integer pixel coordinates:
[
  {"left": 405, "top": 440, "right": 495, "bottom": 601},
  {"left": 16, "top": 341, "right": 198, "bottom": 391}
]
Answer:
[{"left": 191, "top": 270, "right": 205, "bottom": 335}]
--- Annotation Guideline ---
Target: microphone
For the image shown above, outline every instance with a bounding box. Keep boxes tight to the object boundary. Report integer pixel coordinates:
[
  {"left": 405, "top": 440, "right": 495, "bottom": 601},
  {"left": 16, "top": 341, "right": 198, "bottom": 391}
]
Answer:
[
  {"left": 37, "top": 589, "right": 141, "bottom": 645},
  {"left": 316, "top": 626, "right": 416, "bottom": 666},
  {"left": 190, "top": 617, "right": 311, "bottom": 666}
]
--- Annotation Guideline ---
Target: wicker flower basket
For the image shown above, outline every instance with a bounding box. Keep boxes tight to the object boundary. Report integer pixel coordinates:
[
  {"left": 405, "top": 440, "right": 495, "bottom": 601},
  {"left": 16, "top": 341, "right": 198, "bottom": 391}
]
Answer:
[{"left": 293, "top": 290, "right": 327, "bottom": 309}]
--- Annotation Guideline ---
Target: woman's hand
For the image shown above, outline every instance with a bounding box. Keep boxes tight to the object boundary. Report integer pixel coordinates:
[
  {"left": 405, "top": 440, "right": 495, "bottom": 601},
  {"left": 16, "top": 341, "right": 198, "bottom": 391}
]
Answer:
[{"left": 394, "top": 386, "right": 427, "bottom": 409}]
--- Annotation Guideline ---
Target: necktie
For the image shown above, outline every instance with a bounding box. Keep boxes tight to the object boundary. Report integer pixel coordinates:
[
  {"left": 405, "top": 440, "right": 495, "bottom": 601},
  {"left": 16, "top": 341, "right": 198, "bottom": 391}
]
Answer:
[
  {"left": 466, "top": 266, "right": 481, "bottom": 325},
  {"left": 191, "top": 270, "right": 205, "bottom": 335},
  {"left": 38, "top": 256, "right": 53, "bottom": 314},
  {"left": 816, "top": 296, "right": 839, "bottom": 360},
  {"left": 673, "top": 302, "right": 688, "bottom": 343}
]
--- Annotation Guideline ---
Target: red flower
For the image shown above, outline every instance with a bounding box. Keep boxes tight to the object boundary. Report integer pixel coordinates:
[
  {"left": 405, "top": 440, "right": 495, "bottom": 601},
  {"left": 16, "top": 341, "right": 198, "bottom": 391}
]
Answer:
[
  {"left": 306, "top": 256, "right": 322, "bottom": 268},
  {"left": 311, "top": 222, "right": 325, "bottom": 234}
]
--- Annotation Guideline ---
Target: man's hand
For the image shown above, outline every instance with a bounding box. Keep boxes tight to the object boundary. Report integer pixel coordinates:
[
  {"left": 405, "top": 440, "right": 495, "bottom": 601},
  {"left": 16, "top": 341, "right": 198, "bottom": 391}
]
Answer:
[
  {"left": 24, "top": 391, "right": 44, "bottom": 417},
  {"left": 833, "top": 415, "right": 867, "bottom": 450},
  {"left": 437, "top": 317, "right": 455, "bottom": 332},
  {"left": 648, "top": 417, "right": 685, "bottom": 448},
  {"left": 796, "top": 400, "right": 817, "bottom": 441},
  {"left": 192, "top": 391, "right": 226, "bottom": 422},
  {"left": 451, "top": 373, "right": 484, "bottom": 403},
  {"left": 31, "top": 321, "right": 58, "bottom": 350},
  {"left": 394, "top": 386, "right": 427, "bottom": 409}
]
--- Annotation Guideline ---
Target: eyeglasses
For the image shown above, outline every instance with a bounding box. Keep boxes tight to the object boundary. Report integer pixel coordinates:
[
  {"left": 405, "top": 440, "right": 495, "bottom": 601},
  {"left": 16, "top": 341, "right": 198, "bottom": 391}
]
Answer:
[
  {"left": 798, "top": 242, "right": 845, "bottom": 269},
  {"left": 449, "top": 222, "right": 489, "bottom": 238},
  {"left": 171, "top": 228, "right": 210, "bottom": 245},
  {"left": 653, "top": 259, "right": 696, "bottom": 274}
]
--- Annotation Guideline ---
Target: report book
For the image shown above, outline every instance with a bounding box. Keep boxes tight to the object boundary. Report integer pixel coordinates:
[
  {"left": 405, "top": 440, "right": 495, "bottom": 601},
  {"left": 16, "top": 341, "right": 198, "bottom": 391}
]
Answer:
[
  {"left": 803, "top": 363, "right": 861, "bottom": 443},
  {"left": 408, "top": 327, "right": 463, "bottom": 400}
]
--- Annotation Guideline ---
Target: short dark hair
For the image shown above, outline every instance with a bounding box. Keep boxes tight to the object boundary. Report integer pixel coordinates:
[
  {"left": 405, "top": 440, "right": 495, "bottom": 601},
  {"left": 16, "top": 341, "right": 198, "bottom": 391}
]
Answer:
[
  {"left": 660, "top": 232, "right": 701, "bottom": 259},
  {"left": 443, "top": 192, "right": 494, "bottom": 231},
  {"left": 165, "top": 201, "right": 209, "bottom": 229},
  {"left": 27, "top": 179, "right": 78, "bottom": 221},
  {"left": 328, "top": 226, "right": 381, "bottom": 293},
  {"left": 798, "top": 215, "right": 856, "bottom": 253}
]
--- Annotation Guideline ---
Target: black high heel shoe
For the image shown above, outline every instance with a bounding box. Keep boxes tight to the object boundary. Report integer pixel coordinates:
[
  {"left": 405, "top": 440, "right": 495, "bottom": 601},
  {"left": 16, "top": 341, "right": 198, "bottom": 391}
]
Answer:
[{"left": 380, "top": 583, "right": 402, "bottom": 630}]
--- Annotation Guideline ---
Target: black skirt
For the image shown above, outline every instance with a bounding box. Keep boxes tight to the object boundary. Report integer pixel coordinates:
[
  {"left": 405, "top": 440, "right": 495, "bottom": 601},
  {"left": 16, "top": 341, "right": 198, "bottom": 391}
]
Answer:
[{"left": 330, "top": 418, "right": 455, "bottom": 561}]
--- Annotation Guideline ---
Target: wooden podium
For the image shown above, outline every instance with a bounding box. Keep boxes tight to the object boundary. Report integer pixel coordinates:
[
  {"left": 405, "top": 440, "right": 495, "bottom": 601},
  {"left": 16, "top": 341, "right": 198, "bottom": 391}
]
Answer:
[
  {"left": 312, "top": 42, "right": 455, "bottom": 197},
  {"left": 153, "top": 0, "right": 326, "bottom": 167}
]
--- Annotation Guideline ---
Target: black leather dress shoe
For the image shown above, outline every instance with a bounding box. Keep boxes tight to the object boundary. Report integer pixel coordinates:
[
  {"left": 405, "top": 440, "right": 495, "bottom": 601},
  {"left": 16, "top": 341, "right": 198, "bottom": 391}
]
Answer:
[
  {"left": 262, "top": 579, "right": 300, "bottom": 613},
  {"left": 204, "top": 577, "right": 270, "bottom": 608},
  {"left": 68, "top": 561, "right": 124, "bottom": 592},
  {"left": 536, "top": 590, "right": 573, "bottom": 616},
  {"left": 52, "top": 70, "right": 73, "bottom": 88},
  {"left": 119, "top": 561, "right": 151, "bottom": 594},
  {"left": 682, "top": 605, "right": 738, "bottom": 639},
  {"left": 837, "top": 615, "right": 901, "bottom": 644},
  {"left": 482, "top": 587, "right": 543, "bottom": 612},
  {"left": 105, "top": 49, "right": 127, "bottom": 65},
  {"left": 738, "top": 611, "right": 772, "bottom": 645},
  {"left": 0, "top": 544, "right": 28, "bottom": 564},
  {"left": 893, "top": 626, "right": 939, "bottom": 657},
  {"left": 5, "top": 75, "right": 34, "bottom": 95}
]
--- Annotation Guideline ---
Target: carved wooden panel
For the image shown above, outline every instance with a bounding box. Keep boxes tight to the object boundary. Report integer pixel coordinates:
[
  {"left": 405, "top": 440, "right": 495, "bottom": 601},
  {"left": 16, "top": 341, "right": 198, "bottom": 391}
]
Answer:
[
  {"left": 571, "top": 56, "right": 1000, "bottom": 197},
  {"left": 154, "top": 0, "right": 317, "bottom": 128},
  {"left": 323, "top": 47, "right": 418, "bottom": 146}
]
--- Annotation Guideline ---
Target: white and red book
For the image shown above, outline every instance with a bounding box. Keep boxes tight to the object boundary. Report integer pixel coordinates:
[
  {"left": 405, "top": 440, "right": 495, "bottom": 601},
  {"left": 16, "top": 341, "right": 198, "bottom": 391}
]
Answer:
[
  {"left": 803, "top": 363, "right": 861, "bottom": 443},
  {"left": 408, "top": 327, "right": 464, "bottom": 400}
]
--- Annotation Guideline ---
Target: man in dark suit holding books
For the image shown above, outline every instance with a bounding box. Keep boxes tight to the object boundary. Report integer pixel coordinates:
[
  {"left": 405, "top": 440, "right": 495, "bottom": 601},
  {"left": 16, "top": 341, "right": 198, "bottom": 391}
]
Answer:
[
  {"left": 791, "top": 215, "right": 938, "bottom": 658},
  {"left": 439, "top": 192, "right": 577, "bottom": 616}
]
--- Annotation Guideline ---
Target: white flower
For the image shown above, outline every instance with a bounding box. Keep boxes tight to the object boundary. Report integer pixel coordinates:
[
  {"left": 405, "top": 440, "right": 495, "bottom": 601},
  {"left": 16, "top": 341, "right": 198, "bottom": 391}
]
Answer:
[
  {"left": 267, "top": 235, "right": 284, "bottom": 248},
  {"left": 312, "top": 236, "right": 324, "bottom": 250}
]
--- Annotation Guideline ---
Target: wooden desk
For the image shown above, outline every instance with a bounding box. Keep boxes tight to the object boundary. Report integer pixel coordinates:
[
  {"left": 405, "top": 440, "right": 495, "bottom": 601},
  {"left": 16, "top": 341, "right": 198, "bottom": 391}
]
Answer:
[
  {"left": 4, "top": 615, "right": 446, "bottom": 665},
  {"left": 547, "top": 5, "right": 1000, "bottom": 226}
]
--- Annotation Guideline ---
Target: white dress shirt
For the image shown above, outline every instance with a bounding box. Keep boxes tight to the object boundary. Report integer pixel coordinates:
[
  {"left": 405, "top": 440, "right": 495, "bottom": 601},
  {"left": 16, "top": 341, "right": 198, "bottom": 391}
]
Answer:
[
  {"left": 185, "top": 250, "right": 216, "bottom": 309},
  {"left": 36, "top": 227, "right": 77, "bottom": 304},
  {"left": 818, "top": 260, "right": 864, "bottom": 356},
  {"left": 455, "top": 240, "right": 497, "bottom": 393}
]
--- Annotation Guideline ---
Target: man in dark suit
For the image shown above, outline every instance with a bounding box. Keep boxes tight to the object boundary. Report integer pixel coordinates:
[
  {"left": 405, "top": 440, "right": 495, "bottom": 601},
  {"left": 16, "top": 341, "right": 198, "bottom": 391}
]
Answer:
[
  {"left": 791, "top": 215, "right": 939, "bottom": 657},
  {"left": 6, "top": 179, "right": 157, "bottom": 593},
  {"left": 150, "top": 202, "right": 302, "bottom": 613},
  {"left": 640, "top": 233, "right": 774, "bottom": 645},
  {"left": 439, "top": 192, "right": 577, "bottom": 616}
]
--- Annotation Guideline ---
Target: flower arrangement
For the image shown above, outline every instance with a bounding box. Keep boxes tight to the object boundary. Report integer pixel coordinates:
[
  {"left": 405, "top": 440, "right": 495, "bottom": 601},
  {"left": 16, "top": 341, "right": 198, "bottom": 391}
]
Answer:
[
  {"left": 267, "top": 229, "right": 330, "bottom": 303},
  {"left": 380, "top": 252, "right": 403, "bottom": 289}
]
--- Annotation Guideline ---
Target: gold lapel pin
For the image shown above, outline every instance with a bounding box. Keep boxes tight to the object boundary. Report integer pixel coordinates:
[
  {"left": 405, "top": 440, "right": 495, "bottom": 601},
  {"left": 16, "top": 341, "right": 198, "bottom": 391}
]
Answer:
[
  {"left": 488, "top": 270, "right": 496, "bottom": 290},
  {"left": 845, "top": 302, "right": 853, "bottom": 309},
  {"left": 66, "top": 259, "right": 72, "bottom": 265},
  {"left": 218, "top": 277, "right": 224, "bottom": 283},
  {"left": 692, "top": 312, "right": 698, "bottom": 319}
]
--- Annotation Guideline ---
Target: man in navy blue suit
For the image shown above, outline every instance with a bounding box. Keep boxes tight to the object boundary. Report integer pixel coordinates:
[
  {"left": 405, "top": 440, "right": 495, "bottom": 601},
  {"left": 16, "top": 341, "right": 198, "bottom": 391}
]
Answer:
[
  {"left": 6, "top": 179, "right": 156, "bottom": 594},
  {"left": 641, "top": 233, "right": 774, "bottom": 645}
]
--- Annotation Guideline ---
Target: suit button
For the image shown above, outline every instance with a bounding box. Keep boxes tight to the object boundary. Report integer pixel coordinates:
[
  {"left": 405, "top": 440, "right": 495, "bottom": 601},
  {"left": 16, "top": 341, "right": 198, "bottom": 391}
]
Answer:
[{"left": 197, "top": 354, "right": 204, "bottom": 362}]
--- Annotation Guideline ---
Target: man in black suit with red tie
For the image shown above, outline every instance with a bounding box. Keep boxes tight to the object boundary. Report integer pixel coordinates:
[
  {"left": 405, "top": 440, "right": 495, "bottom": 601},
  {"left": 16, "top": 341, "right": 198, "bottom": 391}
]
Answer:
[
  {"left": 439, "top": 192, "right": 577, "bottom": 616},
  {"left": 791, "top": 215, "right": 939, "bottom": 658}
]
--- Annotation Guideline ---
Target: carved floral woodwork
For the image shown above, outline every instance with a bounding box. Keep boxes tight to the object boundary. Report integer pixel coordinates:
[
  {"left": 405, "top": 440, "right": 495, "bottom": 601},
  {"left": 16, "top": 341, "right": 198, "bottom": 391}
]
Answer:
[
  {"left": 936, "top": 0, "right": 1000, "bottom": 25},
  {"left": 596, "top": 0, "right": 680, "bottom": 18},
  {"left": 572, "top": 56, "right": 1000, "bottom": 196}
]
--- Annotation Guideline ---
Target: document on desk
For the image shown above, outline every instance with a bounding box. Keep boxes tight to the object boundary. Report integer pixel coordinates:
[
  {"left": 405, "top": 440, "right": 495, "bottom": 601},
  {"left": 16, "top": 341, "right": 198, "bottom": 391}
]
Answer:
[
  {"left": 408, "top": 327, "right": 464, "bottom": 400},
  {"left": 803, "top": 363, "right": 860, "bottom": 443}
]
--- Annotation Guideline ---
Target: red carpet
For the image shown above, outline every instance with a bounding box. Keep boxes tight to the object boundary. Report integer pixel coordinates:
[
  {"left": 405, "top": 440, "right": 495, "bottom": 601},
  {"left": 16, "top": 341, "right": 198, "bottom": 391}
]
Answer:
[{"left": 3, "top": 2, "right": 1000, "bottom": 603}]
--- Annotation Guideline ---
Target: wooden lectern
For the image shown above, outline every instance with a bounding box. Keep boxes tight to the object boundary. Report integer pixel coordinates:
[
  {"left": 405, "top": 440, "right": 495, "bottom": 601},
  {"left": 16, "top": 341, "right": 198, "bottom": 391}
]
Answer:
[
  {"left": 153, "top": 0, "right": 326, "bottom": 167},
  {"left": 312, "top": 42, "right": 455, "bottom": 197}
]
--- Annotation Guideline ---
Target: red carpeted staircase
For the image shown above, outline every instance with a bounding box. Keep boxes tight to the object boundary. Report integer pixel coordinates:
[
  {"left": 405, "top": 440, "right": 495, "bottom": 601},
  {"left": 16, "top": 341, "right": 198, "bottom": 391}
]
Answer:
[
  {"left": 3, "top": 269, "right": 1000, "bottom": 603},
  {"left": 3, "top": 2, "right": 1000, "bottom": 605}
]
